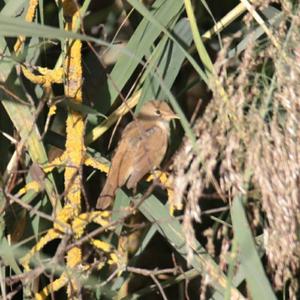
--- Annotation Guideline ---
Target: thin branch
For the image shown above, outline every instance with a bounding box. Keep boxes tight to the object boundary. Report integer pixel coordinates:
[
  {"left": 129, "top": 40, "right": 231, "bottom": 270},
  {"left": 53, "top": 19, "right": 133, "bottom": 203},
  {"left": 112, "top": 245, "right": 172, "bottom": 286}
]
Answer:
[
  {"left": 150, "top": 274, "right": 168, "bottom": 300},
  {"left": 127, "top": 266, "right": 178, "bottom": 277}
]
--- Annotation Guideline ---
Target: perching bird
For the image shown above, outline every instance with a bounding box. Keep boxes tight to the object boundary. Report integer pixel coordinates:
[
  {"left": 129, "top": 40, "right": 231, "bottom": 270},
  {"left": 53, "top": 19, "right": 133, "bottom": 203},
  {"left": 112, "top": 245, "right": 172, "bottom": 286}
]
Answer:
[{"left": 96, "top": 100, "right": 178, "bottom": 210}]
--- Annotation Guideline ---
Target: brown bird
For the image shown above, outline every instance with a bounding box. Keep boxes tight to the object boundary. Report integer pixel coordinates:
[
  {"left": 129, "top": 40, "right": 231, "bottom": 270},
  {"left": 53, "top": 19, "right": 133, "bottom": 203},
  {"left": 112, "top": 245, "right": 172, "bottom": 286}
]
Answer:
[{"left": 96, "top": 100, "right": 178, "bottom": 210}]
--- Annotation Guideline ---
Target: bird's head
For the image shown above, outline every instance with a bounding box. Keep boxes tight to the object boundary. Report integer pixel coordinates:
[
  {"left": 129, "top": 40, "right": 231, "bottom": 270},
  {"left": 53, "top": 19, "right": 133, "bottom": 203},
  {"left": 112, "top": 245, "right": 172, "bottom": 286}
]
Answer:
[{"left": 137, "top": 100, "right": 179, "bottom": 122}]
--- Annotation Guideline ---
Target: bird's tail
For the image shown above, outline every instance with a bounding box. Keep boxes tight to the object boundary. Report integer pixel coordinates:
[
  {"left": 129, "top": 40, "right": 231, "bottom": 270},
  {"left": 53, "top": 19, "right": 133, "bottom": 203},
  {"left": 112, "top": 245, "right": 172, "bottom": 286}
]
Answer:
[{"left": 96, "top": 178, "right": 116, "bottom": 210}]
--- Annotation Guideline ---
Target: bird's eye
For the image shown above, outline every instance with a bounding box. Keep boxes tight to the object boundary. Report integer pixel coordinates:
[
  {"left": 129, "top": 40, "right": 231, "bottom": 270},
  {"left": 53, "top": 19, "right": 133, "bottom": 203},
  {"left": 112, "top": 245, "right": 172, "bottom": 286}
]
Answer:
[{"left": 155, "top": 109, "right": 161, "bottom": 115}]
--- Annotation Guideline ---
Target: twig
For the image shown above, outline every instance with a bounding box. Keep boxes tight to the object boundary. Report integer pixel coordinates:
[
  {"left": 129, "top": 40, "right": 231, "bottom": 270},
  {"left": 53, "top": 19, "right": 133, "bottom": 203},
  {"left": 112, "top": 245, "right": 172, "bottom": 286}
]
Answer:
[
  {"left": 5, "top": 285, "right": 22, "bottom": 300},
  {"left": 202, "top": 206, "right": 229, "bottom": 215},
  {"left": 127, "top": 266, "right": 178, "bottom": 277},
  {"left": 150, "top": 274, "right": 168, "bottom": 300},
  {"left": 0, "top": 262, "right": 7, "bottom": 300},
  {"left": 7, "top": 193, "right": 70, "bottom": 233},
  {"left": 0, "top": 83, "right": 31, "bottom": 106},
  {"left": 99, "top": 267, "right": 120, "bottom": 287},
  {"left": 5, "top": 266, "right": 45, "bottom": 285}
]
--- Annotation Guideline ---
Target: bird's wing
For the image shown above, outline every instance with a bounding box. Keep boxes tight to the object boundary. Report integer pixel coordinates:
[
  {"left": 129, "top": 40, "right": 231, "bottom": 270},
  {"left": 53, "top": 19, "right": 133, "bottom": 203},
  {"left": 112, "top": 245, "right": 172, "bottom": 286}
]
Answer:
[
  {"left": 97, "top": 120, "right": 168, "bottom": 209},
  {"left": 96, "top": 133, "right": 131, "bottom": 210},
  {"left": 125, "top": 123, "right": 168, "bottom": 189}
]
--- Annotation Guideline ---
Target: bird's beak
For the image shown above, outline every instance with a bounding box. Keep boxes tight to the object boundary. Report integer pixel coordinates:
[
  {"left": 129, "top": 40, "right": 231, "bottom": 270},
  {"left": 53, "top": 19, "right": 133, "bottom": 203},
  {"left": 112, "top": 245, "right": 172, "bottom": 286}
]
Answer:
[{"left": 166, "top": 112, "right": 180, "bottom": 120}]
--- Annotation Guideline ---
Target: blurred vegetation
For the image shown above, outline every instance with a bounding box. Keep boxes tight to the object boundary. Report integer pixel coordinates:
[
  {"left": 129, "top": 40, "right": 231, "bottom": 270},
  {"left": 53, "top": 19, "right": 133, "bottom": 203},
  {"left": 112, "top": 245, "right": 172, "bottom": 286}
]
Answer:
[{"left": 0, "top": 0, "right": 299, "bottom": 299}]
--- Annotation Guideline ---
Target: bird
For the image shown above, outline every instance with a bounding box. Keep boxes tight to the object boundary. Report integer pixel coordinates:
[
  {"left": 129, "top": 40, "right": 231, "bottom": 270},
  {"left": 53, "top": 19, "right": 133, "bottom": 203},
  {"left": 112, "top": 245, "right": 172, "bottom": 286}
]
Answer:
[{"left": 96, "top": 100, "right": 178, "bottom": 210}]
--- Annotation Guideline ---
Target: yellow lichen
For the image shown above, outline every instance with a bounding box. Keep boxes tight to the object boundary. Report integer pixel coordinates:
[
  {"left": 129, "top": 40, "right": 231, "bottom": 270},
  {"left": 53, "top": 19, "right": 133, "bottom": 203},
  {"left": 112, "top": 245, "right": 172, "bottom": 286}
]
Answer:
[
  {"left": 89, "top": 211, "right": 111, "bottom": 225},
  {"left": 108, "top": 253, "right": 119, "bottom": 265},
  {"left": 91, "top": 239, "right": 120, "bottom": 266},
  {"left": 66, "top": 247, "right": 82, "bottom": 268},
  {"left": 63, "top": 35, "right": 84, "bottom": 212},
  {"left": 72, "top": 211, "right": 111, "bottom": 239},
  {"left": 21, "top": 66, "right": 64, "bottom": 87},
  {"left": 14, "top": 0, "right": 39, "bottom": 53},
  {"left": 17, "top": 180, "right": 41, "bottom": 197},
  {"left": 48, "top": 104, "right": 57, "bottom": 117},
  {"left": 84, "top": 156, "right": 110, "bottom": 174},
  {"left": 21, "top": 229, "right": 60, "bottom": 271},
  {"left": 35, "top": 273, "right": 68, "bottom": 300},
  {"left": 55, "top": 204, "right": 76, "bottom": 229},
  {"left": 146, "top": 170, "right": 181, "bottom": 214},
  {"left": 42, "top": 153, "right": 66, "bottom": 173},
  {"left": 53, "top": 5, "right": 85, "bottom": 297},
  {"left": 17, "top": 2, "right": 119, "bottom": 298},
  {"left": 37, "top": 67, "right": 64, "bottom": 84},
  {"left": 91, "top": 239, "right": 113, "bottom": 253}
]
